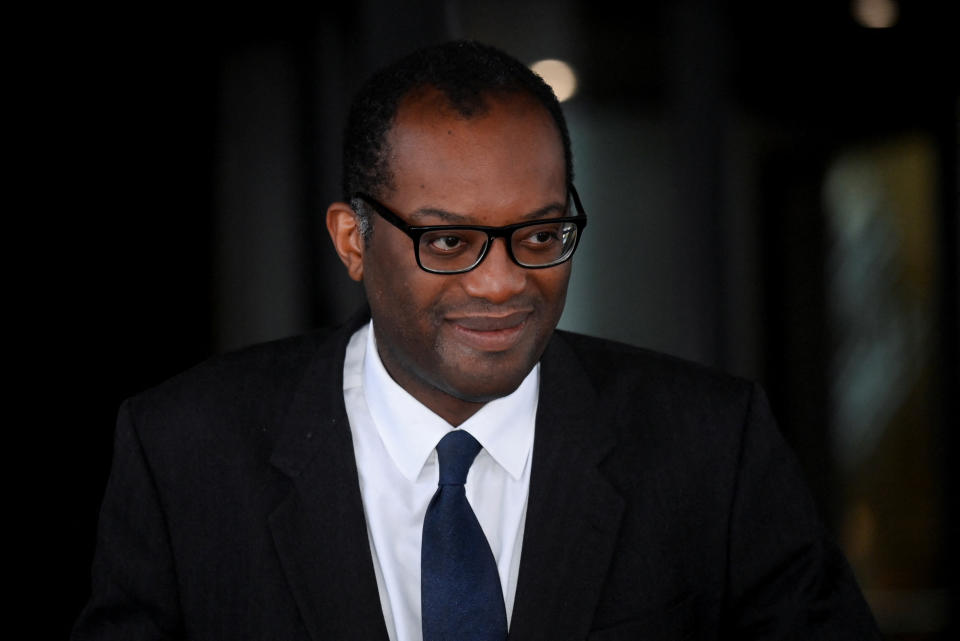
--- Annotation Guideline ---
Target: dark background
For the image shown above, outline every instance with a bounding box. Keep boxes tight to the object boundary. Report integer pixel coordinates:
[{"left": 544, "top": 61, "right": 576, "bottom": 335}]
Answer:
[{"left": 39, "top": 0, "right": 955, "bottom": 637}]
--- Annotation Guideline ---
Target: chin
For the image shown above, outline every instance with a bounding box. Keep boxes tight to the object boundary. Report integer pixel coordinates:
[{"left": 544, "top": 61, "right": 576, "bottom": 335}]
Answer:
[{"left": 440, "top": 366, "right": 532, "bottom": 404}]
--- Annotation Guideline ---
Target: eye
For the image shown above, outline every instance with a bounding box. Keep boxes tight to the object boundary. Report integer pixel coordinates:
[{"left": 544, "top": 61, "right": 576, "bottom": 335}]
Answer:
[
  {"left": 530, "top": 230, "right": 556, "bottom": 244},
  {"left": 517, "top": 224, "right": 563, "bottom": 249},
  {"left": 431, "top": 235, "right": 462, "bottom": 250},
  {"left": 423, "top": 231, "right": 473, "bottom": 255}
]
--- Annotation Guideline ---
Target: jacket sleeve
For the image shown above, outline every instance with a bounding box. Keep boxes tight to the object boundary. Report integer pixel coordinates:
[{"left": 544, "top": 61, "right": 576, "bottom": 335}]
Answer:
[
  {"left": 722, "top": 383, "right": 881, "bottom": 639},
  {"left": 72, "top": 400, "right": 183, "bottom": 641}
]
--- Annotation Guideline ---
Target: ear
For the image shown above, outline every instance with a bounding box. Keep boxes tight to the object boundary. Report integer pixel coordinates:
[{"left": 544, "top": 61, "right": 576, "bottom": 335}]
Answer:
[{"left": 326, "top": 201, "right": 365, "bottom": 282}]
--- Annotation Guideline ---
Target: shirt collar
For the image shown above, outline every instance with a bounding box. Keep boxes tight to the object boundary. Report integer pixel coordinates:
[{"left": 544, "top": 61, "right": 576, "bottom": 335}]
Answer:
[{"left": 356, "top": 320, "right": 538, "bottom": 483}]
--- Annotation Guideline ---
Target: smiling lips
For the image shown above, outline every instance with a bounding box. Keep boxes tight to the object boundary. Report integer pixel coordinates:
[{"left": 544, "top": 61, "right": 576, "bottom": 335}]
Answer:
[{"left": 446, "top": 310, "right": 532, "bottom": 351}]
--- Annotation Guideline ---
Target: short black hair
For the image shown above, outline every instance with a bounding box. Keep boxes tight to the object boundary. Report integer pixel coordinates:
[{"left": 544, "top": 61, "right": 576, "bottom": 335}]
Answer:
[{"left": 342, "top": 40, "right": 573, "bottom": 237}]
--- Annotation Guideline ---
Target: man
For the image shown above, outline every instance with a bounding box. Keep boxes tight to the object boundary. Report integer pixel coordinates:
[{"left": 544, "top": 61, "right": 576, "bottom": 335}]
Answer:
[{"left": 74, "top": 41, "right": 879, "bottom": 640}]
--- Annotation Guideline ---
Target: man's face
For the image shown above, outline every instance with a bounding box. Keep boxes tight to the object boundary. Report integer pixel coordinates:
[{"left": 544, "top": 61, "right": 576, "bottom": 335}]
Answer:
[{"left": 360, "top": 90, "right": 571, "bottom": 420}]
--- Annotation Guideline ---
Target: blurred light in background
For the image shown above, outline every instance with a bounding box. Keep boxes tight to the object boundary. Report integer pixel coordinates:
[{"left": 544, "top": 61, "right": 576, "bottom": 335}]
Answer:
[
  {"left": 851, "top": 0, "right": 899, "bottom": 29},
  {"left": 823, "top": 135, "right": 945, "bottom": 637},
  {"left": 530, "top": 58, "right": 578, "bottom": 102}
]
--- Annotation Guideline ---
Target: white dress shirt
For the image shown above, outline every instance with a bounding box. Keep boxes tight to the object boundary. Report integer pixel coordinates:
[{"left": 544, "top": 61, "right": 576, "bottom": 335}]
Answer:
[{"left": 342, "top": 321, "right": 537, "bottom": 641}]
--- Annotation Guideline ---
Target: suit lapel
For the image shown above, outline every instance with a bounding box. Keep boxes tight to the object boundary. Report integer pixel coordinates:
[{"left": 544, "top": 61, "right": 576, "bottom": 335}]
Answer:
[
  {"left": 509, "top": 332, "right": 625, "bottom": 641},
  {"left": 268, "top": 314, "right": 390, "bottom": 641}
]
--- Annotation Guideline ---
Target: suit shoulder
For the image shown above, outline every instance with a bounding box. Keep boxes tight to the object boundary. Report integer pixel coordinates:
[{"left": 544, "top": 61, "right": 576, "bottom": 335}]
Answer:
[
  {"left": 549, "top": 332, "right": 775, "bottom": 509},
  {"left": 552, "top": 329, "right": 752, "bottom": 403},
  {"left": 122, "top": 327, "right": 344, "bottom": 443},
  {"left": 144, "top": 328, "right": 333, "bottom": 397}
]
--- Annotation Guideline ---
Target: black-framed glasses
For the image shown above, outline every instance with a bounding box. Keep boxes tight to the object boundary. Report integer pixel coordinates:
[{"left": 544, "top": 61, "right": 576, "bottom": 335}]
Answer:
[{"left": 353, "top": 185, "right": 587, "bottom": 274}]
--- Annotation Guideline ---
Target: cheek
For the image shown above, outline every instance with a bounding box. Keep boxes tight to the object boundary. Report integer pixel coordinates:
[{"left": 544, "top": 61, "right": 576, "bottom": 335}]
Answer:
[
  {"left": 363, "top": 254, "right": 447, "bottom": 341},
  {"left": 533, "top": 266, "right": 571, "bottom": 312},
  {"left": 363, "top": 234, "right": 417, "bottom": 307}
]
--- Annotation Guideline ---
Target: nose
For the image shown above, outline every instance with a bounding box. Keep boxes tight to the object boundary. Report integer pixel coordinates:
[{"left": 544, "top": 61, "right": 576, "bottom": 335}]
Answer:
[{"left": 460, "top": 237, "right": 527, "bottom": 304}]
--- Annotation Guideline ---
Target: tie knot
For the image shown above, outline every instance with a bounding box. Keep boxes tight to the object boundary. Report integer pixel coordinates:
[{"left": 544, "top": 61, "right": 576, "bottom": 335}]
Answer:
[{"left": 436, "top": 430, "right": 482, "bottom": 486}]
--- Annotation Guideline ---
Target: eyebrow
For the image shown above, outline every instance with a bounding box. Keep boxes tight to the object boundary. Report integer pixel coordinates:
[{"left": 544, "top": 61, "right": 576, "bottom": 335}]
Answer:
[{"left": 407, "top": 200, "right": 569, "bottom": 224}]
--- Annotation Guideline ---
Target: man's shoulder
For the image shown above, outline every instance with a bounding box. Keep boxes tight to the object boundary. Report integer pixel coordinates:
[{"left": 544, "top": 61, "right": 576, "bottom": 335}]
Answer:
[
  {"left": 550, "top": 328, "right": 752, "bottom": 402},
  {"left": 142, "top": 327, "right": 340, "bottom": 401},
  {"left": 546, "top": 331, "right": 772, "bottom": 502},
  {"left": 122, "top": 324, "right": 351, "bottom": 449}
]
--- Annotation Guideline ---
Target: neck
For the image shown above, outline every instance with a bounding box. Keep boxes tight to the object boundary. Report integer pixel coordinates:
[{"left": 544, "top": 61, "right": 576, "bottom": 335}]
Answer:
[
  {"left": 421, "top": 395, "right": 486, "bottom": 427},
  {"left": 378, "top": 357, "right": 487, "bottom": 427}
]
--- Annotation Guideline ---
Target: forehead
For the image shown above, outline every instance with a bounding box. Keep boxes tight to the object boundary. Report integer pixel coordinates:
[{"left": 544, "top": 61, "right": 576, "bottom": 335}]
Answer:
[{"left": 383, "top": 89, "right": 566, "bottom": 214}]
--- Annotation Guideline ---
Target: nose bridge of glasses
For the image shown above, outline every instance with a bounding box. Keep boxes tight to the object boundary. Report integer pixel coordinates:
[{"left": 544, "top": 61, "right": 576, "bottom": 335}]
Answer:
[
  {"left": 497, "top": 220, "right": 557, "bottom": 268},
  {"left": 473, "top": 230, "right": 512, "bottom": 267},
  {"left": 463, "top": 232, "right": 527, "bottom": 294}
]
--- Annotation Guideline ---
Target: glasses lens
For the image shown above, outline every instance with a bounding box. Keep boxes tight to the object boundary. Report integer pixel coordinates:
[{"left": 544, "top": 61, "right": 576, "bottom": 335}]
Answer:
[
  {"left": 418, "top": 229, "right": 490, "bottom": 272},
  {"left": 511, "top": 220, "right": 580, "bottom": 267}
]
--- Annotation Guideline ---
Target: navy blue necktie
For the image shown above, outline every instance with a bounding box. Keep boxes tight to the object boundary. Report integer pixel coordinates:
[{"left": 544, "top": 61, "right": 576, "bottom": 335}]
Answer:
[{"left": 422, "top": 430, "right": 508, "bottom": 641}]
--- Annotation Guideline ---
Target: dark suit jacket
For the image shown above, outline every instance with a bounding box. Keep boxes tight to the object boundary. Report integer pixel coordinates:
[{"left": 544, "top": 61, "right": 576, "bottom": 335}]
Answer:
[{"left": 73, "top": 313, "right": 879, "bottom": 640}]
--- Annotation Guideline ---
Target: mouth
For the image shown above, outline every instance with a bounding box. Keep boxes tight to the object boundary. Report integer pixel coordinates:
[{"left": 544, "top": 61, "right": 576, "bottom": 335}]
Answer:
[{"left": 445, "top": 310, "right": 532, "bottom": 352}]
